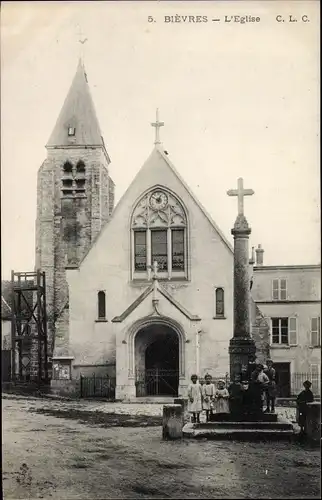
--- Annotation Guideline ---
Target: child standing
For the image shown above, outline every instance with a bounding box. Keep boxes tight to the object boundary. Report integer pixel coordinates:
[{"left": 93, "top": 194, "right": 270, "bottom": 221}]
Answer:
[
  {"left": 228, "top": 374, "right": 243, "bottom": 417},
  {"left": 187, "top": 374, "right": 202, "bottom": 423},
  {"left": 296, "top": 380, "right": 314, "bottom": 434},
  {"left": 213, "top": 380, "right": 230, "bottom": 415},
  {"left": 202, "top": 373, "right": 215, "bottom": 422}
]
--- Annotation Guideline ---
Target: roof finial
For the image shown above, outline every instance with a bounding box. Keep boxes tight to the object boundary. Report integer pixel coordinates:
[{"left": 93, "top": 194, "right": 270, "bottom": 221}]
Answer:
[
  {"left": 76, "top": 24, "right": 88, "bottom": 64},
  {"left": 151, "top": 108, "right": 164, "bottom": 145}
]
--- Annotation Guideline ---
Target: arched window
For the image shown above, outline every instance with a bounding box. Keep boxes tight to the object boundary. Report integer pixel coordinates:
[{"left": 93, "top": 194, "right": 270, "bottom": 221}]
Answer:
[
  {"left": 131, "top": 188, "right": 188, "bottom": 280},
  {"left": 97, "top": 291, "right": 106, "bottom": 319},
  {"left": 215, "top": 288, "right": 225, "bottom": 317},
  {"left": 63, "top": 161, "right": 73, "bottom": 174},
  {"left": 76, "top": 161, "right": 86, "bottom": 174}
]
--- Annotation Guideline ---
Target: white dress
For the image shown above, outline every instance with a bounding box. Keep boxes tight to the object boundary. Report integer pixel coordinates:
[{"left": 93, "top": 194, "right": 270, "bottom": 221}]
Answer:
[
  {"left": 213, "top": 388, "right": 230, "bottom": 414},
  {"left": 187, "top": 383, "right": 203, "bottom": 413},
  {"left": 202, "top": 383, "right": 215, "bottom": 410}
]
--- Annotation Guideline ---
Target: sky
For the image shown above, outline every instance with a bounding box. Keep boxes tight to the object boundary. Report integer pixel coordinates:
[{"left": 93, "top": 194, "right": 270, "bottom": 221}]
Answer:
[{"left": 1, "top": 1, "right": 320, "bottom": 280}]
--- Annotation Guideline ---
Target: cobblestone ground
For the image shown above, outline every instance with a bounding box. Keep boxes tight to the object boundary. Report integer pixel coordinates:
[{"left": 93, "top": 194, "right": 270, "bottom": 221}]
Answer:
[
  {"left": 3, "top": 394, "right": 318, "bottom": 499},
  {"left": 2, "top": 393, "right": 297, "bottom": 422}
]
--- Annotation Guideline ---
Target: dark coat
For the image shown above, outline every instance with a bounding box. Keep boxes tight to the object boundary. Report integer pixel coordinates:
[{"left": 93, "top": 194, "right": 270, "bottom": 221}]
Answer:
[
  {"left": 296, "top": 389, "right": 314, "bottom": 427},
  {"left": 264, "top": 367, "right": 277, "bottom": 398}
]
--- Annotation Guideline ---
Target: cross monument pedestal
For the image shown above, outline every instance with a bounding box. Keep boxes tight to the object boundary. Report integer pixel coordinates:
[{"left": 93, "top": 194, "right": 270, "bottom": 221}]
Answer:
[{"left": 227, "top": 178, "right": 256, "bottom": 384}]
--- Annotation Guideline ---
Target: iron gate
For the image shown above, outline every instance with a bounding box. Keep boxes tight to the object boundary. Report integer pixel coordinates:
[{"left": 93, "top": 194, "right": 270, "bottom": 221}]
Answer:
[
  {"left": 135, "top": 369, "right": 179, "bottom": 397},
  {"left": 80, "top": 374, "right": 115, "bottom": 399}
]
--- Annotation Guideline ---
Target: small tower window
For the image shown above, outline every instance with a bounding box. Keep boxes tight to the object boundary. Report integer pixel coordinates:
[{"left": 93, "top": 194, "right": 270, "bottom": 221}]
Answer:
[
  {"left": 97, "top": 291, "right": 106, "bottom": 320},
  {"left": 76, "top": 161, "right": 86, "bottom": 174},
  {"left": 68, "top": 127, "right": 76, "bottom": 136},
  {"left": 62, "top": 179, "right": 73, "bottom": 188},
  {"left": 63, "top": 162, "right": 73, "bottom": 174}
]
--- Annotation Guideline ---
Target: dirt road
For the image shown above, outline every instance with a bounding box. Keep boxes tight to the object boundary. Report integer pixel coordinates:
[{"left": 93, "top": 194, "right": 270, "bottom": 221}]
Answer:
[{"left": 2, "top": 396, "right": 320, "bottom": 499}]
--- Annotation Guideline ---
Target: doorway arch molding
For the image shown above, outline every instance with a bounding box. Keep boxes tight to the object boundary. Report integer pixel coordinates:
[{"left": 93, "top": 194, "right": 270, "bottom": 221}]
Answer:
[{"left": 127, "top": 315, "right": 186, "bottom": 378}]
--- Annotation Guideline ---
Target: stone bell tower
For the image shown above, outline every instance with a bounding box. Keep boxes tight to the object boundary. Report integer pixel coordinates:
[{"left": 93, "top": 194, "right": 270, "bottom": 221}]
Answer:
[{"left": 35, "top": 59, "right": 114, "bottom": 366}]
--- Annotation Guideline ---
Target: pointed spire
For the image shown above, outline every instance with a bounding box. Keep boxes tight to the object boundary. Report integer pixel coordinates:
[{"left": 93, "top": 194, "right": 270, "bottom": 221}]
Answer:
[{"left": 46, "top": 60, "right": 104, "bottom": 148}]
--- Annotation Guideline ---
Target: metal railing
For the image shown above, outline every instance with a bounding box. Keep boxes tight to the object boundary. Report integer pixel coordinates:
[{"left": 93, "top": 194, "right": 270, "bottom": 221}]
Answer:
[
  {"left": 80, "top": 373, "right": 115, "bottom": 399},
  {"left": 291, "top": 373, "right": 321, "bottom": 396}
]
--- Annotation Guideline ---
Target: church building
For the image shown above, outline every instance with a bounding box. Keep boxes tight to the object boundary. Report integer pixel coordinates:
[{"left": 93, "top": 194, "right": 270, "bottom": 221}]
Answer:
[{"left": 35, "top": 60, "right": 269, "bottom": 400}]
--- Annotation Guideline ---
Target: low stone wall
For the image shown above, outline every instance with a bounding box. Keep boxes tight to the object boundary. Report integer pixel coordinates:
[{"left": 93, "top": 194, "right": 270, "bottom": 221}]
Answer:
[
  {"left": 305, "top": 402, "right": 321, "bottom": 443},
  {"left": 50, "top": 379, "right": 80, "bottom": 398},
  {"left": 2, "top": 382, "right": 51, "bottom": 397},
  {"left": 277, "top": 397, "right": 320, "bottom": 408}
]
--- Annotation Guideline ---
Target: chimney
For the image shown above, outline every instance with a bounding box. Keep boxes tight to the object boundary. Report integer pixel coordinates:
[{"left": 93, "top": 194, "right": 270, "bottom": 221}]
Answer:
[
  {"left": 249, "top": 246, "right": 255, "bottom": 265},
  {"left": 255, "top": 244, "right": 264, "bottom": 266}
]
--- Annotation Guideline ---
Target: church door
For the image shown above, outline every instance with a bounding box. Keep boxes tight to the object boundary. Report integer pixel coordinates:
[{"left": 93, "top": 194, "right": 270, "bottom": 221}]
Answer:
[{"left": 135, "top": 324, "right": 179, "bottom": 397}]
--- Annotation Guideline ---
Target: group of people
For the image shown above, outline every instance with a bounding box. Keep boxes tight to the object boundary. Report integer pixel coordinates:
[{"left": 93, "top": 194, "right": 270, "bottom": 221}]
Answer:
[
  {"left": 187, "top": 361, "right": 315, "bottom": 434},
  {"left": 187, "top": 373, "right": 229, "bottom": 423},
  {"left": 187, "top": 359, "right": 278, "bottom": 423}
]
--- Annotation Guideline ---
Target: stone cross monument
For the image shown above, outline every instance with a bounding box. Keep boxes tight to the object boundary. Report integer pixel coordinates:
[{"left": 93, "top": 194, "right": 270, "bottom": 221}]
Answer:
[{"left": 227, "top": 178, "right": 256, "bottom": 382}]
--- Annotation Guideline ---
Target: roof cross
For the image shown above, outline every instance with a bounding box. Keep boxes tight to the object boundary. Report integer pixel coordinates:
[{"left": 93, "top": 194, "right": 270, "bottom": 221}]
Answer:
[
  {"left": 151, "top": 108, "right": 164, "bottom": 145},
  {"left": 76, "top": 25, "right": 88, "bottom": 61},
  {"left": 227, "top": 178, "right": 254, "bottom": 216}
]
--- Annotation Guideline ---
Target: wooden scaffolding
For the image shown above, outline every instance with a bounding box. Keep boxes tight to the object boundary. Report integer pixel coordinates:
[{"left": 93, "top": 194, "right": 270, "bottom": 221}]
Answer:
[{"left": 10, "top": 270, "right": 49, "bottom": 385}]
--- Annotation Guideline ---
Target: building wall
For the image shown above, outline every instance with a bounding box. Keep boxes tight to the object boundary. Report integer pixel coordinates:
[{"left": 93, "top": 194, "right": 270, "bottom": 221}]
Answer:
[
  {"left": 252, "top": 265, "right": 321, "bottom": 394},
  {"left": 252, "top": 266, "right": 320, "bottom": 302}
]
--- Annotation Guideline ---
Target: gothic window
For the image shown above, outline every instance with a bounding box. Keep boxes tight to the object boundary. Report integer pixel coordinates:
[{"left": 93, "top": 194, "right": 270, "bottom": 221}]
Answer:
[
  {"left": 151, "top": 230, "right": 168, "bottom": 271},
  {"left": 215, "top": 288, "right": 225, "bottom": 317},
  {"left": 98, "top": 291, "right": 106, "bottom": 319},
  {"left": 172, "top": 229, "right": 184, "bottom": 270},
  {"left": 131, "top": 188, "right": 188, "bottom": 280},
  {"left": 134, "top": 231, "right": 147, "bottom": 271}
]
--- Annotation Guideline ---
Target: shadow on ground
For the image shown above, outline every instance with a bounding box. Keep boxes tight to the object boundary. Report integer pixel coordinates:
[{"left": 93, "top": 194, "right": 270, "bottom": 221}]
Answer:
[{"left": 30, "top": 407, "right": 162, "bottom": 427}]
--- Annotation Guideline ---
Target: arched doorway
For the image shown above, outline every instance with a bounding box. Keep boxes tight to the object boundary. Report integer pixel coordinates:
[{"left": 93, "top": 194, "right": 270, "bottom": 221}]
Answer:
[{"left": 135, "top": 323, "right": 179, "bottom": 397}]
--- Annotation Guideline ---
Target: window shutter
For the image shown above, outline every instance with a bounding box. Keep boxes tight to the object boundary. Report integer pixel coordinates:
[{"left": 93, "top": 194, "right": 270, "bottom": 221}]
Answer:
[
  {"left": 268, "top": 318, "right": 273, "bottom": 345},
  {"left": 280, "top": 279, "right": 287, "bottom": 300},
  {"left": 289, "top": 317, "right": 297, "bottom": 345},
  {"left": 272, "top": 279, "right": 279, "bottom": 300},
  {"left": 310, "top": 317, "right": 320, "bottom": 347}
]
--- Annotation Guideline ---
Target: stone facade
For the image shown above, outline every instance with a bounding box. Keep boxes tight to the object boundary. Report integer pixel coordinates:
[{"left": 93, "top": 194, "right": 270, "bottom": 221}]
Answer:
[
  {"left": 252, "top": 263, "right": 321, "bottom": 394},
  {"left": 36, "top": 147, "right": 114, "bottom": 360}
]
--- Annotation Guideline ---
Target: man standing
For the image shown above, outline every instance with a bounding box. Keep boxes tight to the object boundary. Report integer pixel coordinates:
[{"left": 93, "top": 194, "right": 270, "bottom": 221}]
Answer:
[
  {"left": 250, "top": 363, "right": 269, "bottom": 414},
  {"left": 264, "top": 359, "right": 277, "bottom": 413}
]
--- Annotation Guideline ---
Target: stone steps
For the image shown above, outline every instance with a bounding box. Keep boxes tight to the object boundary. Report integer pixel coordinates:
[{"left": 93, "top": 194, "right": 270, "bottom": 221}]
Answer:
[
  {"left": 125, "top": 397, "right": 175, "bottom": 404},
  {"left": 183, "top": 419, "right": 295, "bottom": 440},
  {"left": 193, "top": 421, "right": 292, "bottom": 430}
]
